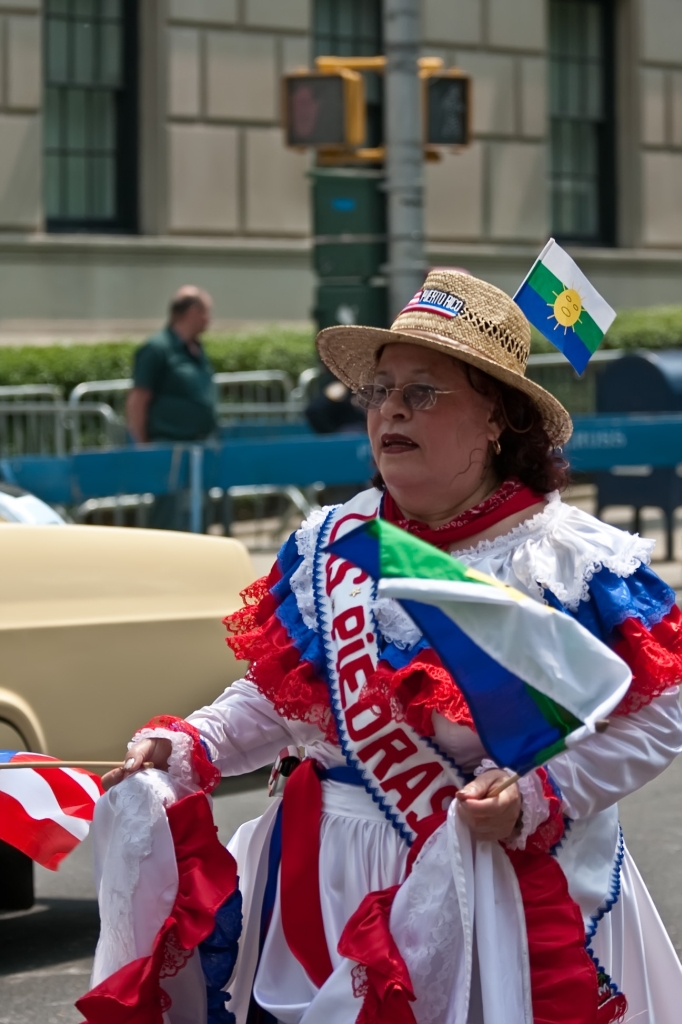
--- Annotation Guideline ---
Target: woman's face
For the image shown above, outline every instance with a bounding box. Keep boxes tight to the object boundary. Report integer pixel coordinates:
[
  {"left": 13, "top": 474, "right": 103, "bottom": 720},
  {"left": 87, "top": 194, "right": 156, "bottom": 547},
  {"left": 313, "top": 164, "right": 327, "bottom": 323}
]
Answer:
[{"left": 366, "top": 343, "right": 500, "bottom": 520}]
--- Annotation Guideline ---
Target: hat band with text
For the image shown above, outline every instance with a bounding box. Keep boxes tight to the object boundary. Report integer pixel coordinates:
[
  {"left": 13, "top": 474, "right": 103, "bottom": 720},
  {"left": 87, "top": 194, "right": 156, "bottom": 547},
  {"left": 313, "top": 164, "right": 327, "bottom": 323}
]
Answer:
[{"left": 399, "top": 288, "right": 466, "bottom": 321}]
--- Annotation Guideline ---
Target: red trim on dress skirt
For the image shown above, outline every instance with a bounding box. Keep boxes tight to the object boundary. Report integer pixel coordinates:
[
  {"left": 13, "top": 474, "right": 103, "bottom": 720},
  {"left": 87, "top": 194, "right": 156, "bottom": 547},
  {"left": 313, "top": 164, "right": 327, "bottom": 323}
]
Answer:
[
  {"left": 505, "top": 847, "right": 601, "bottom": 1024},
  {"left": 76, "top": 791, "right": 238, "bottom": 1024},
  {"left": 280, "top": 760, "right": 334, "bottom": 988}
]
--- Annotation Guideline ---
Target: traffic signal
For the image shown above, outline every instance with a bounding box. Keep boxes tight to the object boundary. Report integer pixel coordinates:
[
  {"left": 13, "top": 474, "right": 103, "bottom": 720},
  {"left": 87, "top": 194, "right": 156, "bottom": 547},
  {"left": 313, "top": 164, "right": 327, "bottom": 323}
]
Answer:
[
  {"left": 283, "top": 70, "right": 366, "bottom": 150},
  {"left": 423, "top": 70, "right": 471, "bottom": 148}
]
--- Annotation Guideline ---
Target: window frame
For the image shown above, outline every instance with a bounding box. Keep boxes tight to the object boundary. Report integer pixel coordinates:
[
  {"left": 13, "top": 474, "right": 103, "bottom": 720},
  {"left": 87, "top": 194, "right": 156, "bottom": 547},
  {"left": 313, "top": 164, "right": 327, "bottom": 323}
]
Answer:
[
  {"left": 549, "top": 0, "right": 617, "bottom": 247},
  {"left": 44, "top": 0, "right": 139, "bottom": 235}
]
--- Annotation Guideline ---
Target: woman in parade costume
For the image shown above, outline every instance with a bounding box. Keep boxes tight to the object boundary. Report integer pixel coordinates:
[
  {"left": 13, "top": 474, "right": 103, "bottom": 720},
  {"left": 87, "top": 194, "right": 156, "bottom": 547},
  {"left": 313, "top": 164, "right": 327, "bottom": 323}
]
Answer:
[{"left": 83, "top": 270, "right": 682, "bottom": 1024}]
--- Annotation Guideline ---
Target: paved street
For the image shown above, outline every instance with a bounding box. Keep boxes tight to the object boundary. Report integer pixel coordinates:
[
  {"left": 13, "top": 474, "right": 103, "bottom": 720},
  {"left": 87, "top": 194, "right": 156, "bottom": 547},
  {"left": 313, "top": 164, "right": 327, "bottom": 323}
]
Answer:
[{"left": 1, "top": 754, "right": 682, "bottom": 1022}]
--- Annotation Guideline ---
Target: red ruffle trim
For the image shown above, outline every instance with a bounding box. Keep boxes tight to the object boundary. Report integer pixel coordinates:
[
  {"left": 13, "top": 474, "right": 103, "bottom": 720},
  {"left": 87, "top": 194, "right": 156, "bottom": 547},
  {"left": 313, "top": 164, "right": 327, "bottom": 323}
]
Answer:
[
  {"left": 505, "top": 847, "right": 601, "bottom": 1024},
  {"left": 139, "top": 715, "right": 221, "bottom": 794},
  {"left": 613, "top": 606, "right": 682, "bottom": 715},
  {"left": 224, "top": 578, "right": 338, "bottom": 744},
  {"left": 523, "top": 767, "right": 566, "bottom": 855},
  {"left": 363, "top": 649, "right": 474, "bottom": 736},
  {"left": 77, "top": 791, "right": 237, "bottom": 1024},
  {"left": 222, "top": 567, "right": 682, "bottom": 753},
  {"left": 338, "top": 887, "right": 417, "bottom": 1024}
]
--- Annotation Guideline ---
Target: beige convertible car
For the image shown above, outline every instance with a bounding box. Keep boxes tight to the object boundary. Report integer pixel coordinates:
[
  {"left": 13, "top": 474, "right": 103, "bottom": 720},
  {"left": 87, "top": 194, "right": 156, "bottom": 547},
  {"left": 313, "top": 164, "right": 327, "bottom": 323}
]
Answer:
[{"left": 0, "top": 524, "right": 255, "bottom": 763}]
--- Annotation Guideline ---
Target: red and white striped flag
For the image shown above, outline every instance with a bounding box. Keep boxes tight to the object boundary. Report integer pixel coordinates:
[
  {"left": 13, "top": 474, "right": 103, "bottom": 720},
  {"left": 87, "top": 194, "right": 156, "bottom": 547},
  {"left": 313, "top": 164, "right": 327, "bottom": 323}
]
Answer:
[{"left": 0, "top": 751, "right": 103, "bottom": 869}]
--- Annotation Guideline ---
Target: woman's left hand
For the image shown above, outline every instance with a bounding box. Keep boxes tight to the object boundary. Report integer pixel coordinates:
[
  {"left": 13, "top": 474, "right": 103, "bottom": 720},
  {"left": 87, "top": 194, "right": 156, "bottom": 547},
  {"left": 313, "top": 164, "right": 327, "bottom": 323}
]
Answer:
[{"left": 455, "top": 769, "right": 522, "bottom": 841}]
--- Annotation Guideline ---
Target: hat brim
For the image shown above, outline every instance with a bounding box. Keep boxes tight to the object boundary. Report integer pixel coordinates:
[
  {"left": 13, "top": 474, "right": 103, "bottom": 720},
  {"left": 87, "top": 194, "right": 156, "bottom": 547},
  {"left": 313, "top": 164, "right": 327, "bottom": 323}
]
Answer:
[{"left": 316, "top": 324, "right": 573, "bottom": 447}]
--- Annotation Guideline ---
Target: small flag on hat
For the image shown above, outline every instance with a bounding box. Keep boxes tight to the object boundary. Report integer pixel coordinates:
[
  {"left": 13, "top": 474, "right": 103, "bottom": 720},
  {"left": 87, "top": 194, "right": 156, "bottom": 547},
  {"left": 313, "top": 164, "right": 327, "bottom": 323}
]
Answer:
[
  {"left": 327, "top": 519, "right": 631, "bottom": 777},
  {"left": 514, "top": 238, "right": 616, "bottom": 374}
]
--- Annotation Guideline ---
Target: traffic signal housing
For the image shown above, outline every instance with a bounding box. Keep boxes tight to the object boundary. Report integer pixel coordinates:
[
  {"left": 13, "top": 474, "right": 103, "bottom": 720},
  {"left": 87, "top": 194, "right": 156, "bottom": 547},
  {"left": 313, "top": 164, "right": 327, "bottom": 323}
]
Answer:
[
  {"left": 283, "top": 70, "right": 366, "bottom": 151},
  {"left": 423, "top": 69, "right": 471, "bottom": 149}
]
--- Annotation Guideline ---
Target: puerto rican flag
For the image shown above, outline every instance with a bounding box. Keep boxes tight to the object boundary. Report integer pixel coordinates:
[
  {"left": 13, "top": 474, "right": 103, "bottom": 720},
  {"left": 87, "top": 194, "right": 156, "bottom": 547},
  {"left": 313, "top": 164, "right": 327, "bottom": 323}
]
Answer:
[{"left": 0, "top": 751, "right": 103, "bottom": 870}]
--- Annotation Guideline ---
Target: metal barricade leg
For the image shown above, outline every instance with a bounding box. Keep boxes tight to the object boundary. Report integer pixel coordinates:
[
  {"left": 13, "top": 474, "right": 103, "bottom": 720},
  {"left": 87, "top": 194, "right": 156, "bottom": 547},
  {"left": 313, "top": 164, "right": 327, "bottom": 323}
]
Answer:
[{"left": 189, "top": 446, "right": 203, "bottom": 534}]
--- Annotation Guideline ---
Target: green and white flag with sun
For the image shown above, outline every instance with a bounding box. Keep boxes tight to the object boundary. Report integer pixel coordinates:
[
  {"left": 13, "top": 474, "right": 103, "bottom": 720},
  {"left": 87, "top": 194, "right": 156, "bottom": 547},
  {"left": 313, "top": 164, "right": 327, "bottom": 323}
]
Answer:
[{"left": 514, "top": 238, "right": 616, "bottom": 374}]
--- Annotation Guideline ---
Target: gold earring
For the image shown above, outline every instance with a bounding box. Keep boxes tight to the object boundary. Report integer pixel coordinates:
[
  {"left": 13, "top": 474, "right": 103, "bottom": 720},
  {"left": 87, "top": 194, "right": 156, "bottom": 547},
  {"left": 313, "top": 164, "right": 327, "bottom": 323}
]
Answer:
[{"left": 492, "top": 438, "right": 501, "bottom": 455}]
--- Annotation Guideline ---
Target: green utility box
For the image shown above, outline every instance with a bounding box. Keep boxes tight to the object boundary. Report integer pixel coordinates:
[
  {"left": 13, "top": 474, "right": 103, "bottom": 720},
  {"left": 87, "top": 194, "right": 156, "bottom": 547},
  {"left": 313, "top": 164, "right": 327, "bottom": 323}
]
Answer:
[
  {"left": 312, "top": 167, "right": 387, "bottom": 284},
  {"left": 312, "top": 167, "right": 386, "bottom": 236},
  {"left": 314, "top": 239, "right": 386, "bottom": 279},
  {"left": 315, "top": 282, "right": 388, "bottom": 331},
  {"left": 311, "top": 167, "right": 388, "bottom": 330}
]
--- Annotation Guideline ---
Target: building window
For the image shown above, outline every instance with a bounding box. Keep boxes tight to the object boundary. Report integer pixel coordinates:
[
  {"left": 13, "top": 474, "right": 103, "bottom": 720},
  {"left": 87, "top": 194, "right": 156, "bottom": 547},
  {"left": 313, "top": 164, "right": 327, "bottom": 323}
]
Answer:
[
  {"left": 44, "top": 0, "right": 138, "bottom": 233},
  {"left": 549, "top": 0, "right": 615, "bottom": 244},
  {"left": 314, "top": 0, "right": 383, "bottom": 148}
]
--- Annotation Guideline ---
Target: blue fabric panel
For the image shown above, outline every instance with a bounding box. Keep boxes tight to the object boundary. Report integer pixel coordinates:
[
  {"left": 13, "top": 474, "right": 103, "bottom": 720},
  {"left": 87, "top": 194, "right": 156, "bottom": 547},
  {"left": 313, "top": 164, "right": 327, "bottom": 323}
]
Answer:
[
  {"left": 270, "top": 534, "right": 303, "bottom": 607},
  {"left": 199, "top": 887, "right": 243, "bottom": 1024},
  {"left": 400, "top": 599, "right": 563, "bottom": 776},
  {"left": 379, "top": 635, "right": 430, "bottom": 670},
  {"left": 319, "top": 764, "right": 365, "bottom": 786},
  {"left": 0, "top": 751, "right": 18, "bottom": 762},
  {"left": 275, "top": 591, "right": 326, "bottom": 674},
  {"left": 326, "top": 530, "right": 381, "bottom": 582},
  {"left": 259, "top": 803, "right": 282, "bottom": 948},
  {"left": 544, "top": 564, "right": 675, "bottom": 643}
]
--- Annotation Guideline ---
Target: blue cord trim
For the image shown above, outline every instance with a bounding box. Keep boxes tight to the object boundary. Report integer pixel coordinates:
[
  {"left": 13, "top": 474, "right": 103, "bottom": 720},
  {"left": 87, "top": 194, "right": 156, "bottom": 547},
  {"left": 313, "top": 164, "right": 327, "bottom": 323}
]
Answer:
[
  {"left": 313, "top": 507, "right": 469, "bottom": 848},
  {"left": 199, "top": 887, "right": 243, "bottom": 1024},
  {"left": 582, "top": 824, "right": 626, "bottom": 999},
  {"left": 585, "top": 824, "right": 625, "bottom": 946}
]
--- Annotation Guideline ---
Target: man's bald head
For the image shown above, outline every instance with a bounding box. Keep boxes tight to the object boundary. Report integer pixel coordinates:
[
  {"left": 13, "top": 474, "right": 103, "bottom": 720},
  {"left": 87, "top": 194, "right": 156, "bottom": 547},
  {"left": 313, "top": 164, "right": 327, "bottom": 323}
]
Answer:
[
  {"left": 169, "top": 285, "right": 212, "bottom": 321},
  {"left": 168, "top": 285, "right": 213, "bottom": 342}
]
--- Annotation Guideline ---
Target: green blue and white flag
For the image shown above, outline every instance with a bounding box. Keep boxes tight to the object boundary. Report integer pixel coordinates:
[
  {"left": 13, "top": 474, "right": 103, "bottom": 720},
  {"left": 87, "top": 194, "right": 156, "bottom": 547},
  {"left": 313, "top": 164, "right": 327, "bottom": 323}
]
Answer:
[
  {"left": 514, "top": 238, "right": 616, "bottom": 375},
  {"left": 327, "top": 519, "right": 631, "bottom": 777}
]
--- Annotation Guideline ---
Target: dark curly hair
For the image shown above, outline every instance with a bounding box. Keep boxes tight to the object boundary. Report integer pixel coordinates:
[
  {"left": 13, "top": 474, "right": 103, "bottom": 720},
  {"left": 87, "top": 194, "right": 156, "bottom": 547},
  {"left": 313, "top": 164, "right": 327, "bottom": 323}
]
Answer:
[
  {"left": 465, "top": 364, "right": 569, "bottom": 493},
  {"left": 371, "top": 357, "right": 569, "bottom": 495}
]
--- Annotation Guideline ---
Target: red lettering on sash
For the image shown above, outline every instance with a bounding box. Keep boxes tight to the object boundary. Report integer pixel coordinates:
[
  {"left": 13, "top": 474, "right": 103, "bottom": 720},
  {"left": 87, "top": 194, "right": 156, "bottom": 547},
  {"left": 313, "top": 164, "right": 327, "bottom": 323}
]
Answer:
[
  {"left": 357, "top": 728, "right": 418, "bottom": 780},
  {"left": 346, "top": 702, "right": 392, "bottom": 741},
  {"left": 332, "top": 607, "right": 365, "bottom": 641},
  {"left": 328, "top": 512, "right": 375, "bottom": 545},
  {"left": 325, "top": 557, "right": 368, "bottom": 596},
  {"left": 430, "top": 786, "right": 460, "bottom": 813},
  {"left": 405, "top": 785, "right": 459, "bottom": 836},
  {"left": 384, "top": 763, "right": 445, "bottom": 811},
  {"left": 336, "top": 638, "right": 364, "bottom": 670},
  {"left": 338, "top": 655, "right": 375, "bottom": 707}
]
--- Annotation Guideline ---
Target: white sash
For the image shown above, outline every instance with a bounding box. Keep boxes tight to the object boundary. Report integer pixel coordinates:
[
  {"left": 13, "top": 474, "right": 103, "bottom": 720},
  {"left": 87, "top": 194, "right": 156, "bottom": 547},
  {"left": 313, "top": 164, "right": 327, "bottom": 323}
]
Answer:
[{"left": 313, "top": 493, "right": 466, "bottom": 846}]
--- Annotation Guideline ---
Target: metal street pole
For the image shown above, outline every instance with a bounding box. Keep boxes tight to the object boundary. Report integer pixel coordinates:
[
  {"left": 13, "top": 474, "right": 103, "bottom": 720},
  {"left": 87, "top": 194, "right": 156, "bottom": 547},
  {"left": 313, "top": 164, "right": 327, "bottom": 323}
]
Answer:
[{"left": 383, "top": 0, "right": 426, "bottom": 320}]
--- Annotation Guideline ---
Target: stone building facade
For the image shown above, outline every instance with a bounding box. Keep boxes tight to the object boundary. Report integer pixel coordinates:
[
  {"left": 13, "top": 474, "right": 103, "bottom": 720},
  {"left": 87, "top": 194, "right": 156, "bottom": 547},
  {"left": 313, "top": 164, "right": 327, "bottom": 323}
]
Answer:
[{"left": 0, "top": 0, "right": 680, "bottom": 339}]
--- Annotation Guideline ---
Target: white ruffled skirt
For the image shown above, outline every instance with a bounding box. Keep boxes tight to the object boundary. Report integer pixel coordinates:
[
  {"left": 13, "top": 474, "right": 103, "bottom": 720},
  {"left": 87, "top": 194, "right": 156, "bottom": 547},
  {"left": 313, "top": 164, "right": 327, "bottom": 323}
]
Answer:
[{"left": 91, "top": 772, "right": 682, "bottom": 1024}]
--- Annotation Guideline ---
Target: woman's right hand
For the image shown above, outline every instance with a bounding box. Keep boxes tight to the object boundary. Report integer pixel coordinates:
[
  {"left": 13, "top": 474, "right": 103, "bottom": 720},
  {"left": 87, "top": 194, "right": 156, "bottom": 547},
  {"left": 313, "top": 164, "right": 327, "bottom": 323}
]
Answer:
[{"left": 102, "top": 737, "right": 173, "bottom": 791}]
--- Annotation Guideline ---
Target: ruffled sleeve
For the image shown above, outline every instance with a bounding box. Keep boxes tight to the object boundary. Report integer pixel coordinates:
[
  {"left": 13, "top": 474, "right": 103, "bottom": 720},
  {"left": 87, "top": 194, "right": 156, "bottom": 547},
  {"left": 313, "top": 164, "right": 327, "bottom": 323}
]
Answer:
[
  {"left": 545, "top": 562, "right": 682, "bottom": 715},
  {"left": 223, "top": 531, "right": 338, "bottom": 743}
]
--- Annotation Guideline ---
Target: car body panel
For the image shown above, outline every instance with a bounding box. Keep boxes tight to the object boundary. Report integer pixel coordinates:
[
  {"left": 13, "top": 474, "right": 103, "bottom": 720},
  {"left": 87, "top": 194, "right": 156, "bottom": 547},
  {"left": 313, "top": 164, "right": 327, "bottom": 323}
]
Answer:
[{"left": 0, "top": 525, "right": 256, "bottom": 762}]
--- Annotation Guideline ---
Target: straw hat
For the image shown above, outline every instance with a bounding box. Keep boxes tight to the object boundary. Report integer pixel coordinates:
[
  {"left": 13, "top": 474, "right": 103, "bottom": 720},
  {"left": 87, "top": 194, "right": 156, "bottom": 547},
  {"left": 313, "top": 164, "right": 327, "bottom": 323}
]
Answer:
[{"left": 316, "top": 268, "right": 572, "bottom": 446}]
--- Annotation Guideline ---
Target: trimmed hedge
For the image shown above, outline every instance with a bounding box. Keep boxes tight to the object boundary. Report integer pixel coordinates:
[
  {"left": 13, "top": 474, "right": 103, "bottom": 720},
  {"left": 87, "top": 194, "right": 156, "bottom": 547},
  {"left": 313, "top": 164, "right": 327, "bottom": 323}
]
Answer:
[
  {"left": 0, "top": 329, "right": 317, "bottom": 396},
  {"left": 1, "top": 306, "right": 681, "bottom": 392}
]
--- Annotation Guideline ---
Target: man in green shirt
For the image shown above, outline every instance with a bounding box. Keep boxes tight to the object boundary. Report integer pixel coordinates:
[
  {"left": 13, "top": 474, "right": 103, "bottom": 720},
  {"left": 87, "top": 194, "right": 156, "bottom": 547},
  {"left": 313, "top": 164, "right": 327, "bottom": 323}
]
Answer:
[
  {"left": 127, "top": 286, "right": 217, "bottom": 443},
  {"left": 127, "top": 286, "right": 217, "bottom": 529}
]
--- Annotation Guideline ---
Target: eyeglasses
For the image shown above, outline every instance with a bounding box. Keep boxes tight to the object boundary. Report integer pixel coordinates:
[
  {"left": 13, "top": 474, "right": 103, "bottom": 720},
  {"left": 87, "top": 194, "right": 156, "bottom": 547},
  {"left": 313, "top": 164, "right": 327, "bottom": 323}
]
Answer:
[{"left": 355, "top": 382, "right": 459, "bottom": 411}]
